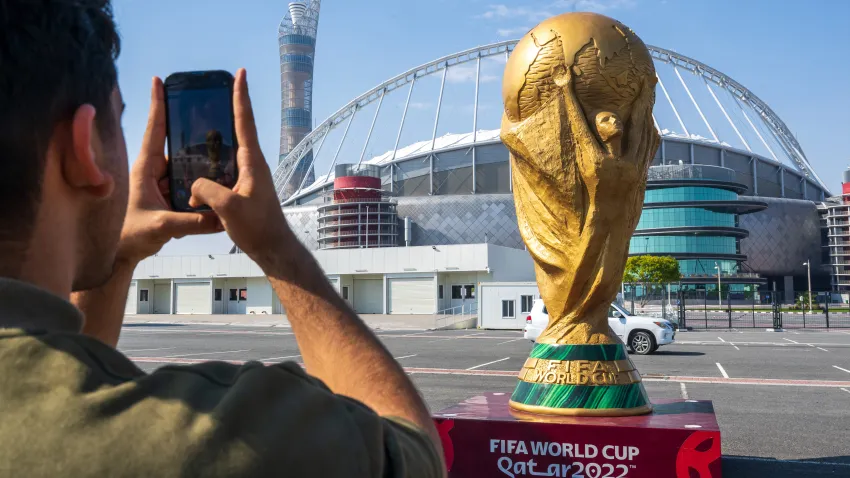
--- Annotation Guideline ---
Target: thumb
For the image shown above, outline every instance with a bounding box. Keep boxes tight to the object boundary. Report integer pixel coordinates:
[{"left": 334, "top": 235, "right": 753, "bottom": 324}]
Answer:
[{"left": 190, "top": 178, "right": 240, "bottom": 216}]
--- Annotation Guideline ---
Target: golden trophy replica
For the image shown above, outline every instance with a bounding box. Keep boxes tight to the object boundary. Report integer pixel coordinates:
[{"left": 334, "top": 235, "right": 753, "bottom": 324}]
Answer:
[{"left": 502, "top": 12, "right": 660, "bottom": 416}]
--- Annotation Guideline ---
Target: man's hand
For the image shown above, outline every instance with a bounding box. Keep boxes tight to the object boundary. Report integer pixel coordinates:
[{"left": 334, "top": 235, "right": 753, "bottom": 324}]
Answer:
[{"left": 119, "top": 77, "right": 221, "bottom": 264}]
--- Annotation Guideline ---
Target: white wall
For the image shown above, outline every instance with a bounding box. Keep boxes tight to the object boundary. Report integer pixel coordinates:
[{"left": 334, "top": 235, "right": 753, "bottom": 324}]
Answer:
[
  {"left": 246, "top": 277, "right": 273, "bottom": 314},
  {"left": 487, "top": 245, "right": 536, "bottom": 282},
  {"left": 479, "top": 282, "right": 540, "bottom": 329}
]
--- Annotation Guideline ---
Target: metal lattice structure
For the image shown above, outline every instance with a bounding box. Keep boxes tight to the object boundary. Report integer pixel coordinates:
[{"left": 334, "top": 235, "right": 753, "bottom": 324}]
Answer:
[
  {"left": 274, "top": 40, "right": 828, "bottom": 204},
  {"left": 278, "top": 0, "right": 321, "bottom": 198}
]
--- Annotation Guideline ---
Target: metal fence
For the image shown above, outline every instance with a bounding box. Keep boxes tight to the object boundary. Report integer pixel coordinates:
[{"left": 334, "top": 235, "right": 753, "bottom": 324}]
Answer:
[{"left": 622, "top": 288, "right": 850, "bottom": 329}]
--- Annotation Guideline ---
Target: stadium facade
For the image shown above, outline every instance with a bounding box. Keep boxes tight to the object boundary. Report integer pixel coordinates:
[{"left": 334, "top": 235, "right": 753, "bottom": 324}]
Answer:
[{"left": 125, "top": 37, "right": 838, "bottom": 316}]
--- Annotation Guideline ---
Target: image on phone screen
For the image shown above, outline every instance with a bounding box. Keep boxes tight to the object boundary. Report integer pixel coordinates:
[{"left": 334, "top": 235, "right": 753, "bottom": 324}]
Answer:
[{"left": 166, "top": 80, "right": 237, "bottom": 211}]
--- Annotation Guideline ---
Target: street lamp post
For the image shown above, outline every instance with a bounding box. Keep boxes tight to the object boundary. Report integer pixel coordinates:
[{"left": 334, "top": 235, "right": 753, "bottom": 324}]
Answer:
[
  {"left": 714, "top": 262, "right": 722, "bottom": 307},
  {"left": 803, "top": 260, "right": 812, "bottom": 312}
]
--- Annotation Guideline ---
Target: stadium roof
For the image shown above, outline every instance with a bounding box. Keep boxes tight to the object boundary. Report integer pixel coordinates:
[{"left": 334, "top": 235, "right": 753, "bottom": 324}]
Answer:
[{"left": 274, "top": 40, "right": 827, "bottom": 202}]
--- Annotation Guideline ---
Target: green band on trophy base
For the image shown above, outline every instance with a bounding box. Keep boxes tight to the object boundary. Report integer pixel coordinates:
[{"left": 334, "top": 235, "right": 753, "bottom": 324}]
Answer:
[{"left": 509, "top": 343, "right": 652, "bottom": 416}]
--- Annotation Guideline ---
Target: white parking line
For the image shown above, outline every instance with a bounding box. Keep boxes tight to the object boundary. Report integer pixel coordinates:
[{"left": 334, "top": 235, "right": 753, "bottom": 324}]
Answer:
[
  {"left": 716, "top": 362, "right": 730, "bottom": 378},
  {"left": 783, "top": 338, "right": 799, "bottom": 344},
  {"left": 495, "top": 338, "right": 525, "bottom": 345},
  {"left": 834, "top": 365, "right": 850, "bottom": 375},
  {"left": 841, "top": 388, "right": 850, "bottom": 395},
  {"left": 157, "top": 349, "right": 251, "bottom": 358},
  {"left": 467, "top": 357, "right": 510, "bottom": 370},
  {"left": 394, "top": 354, "right": 418, "bottom": 360},
  {"left": 120, "top": 347, "right": 176, "bottom": 353},
  {"left": 679, "top": 382, "right": 689, "bottom": 399},
  {"left": 462, "top": 332, "right": 487, "bottom": 337},
  {"left": 258, "top": 354, "right": 301, "bottom": 362},
  {"left": 717, "top": 337, "right": 726, "bottom": 343},
  {"left": 730, "top": 343, "right": 740, "bottom": 350},
  {"left": 817, "top": 347, "right": 830, "bottom": 352}
]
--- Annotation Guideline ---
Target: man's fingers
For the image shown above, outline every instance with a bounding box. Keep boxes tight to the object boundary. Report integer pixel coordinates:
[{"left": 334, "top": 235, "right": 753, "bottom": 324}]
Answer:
[
  {"left": 233, "top": 69, "right": 264, "bottom": 168},
  {"left": 190, "top": 178, "right": 240, "bottom": 216},
  {"left": 140, "top": 77, "right": 167, "bottom": 159},
  {"left": 157, "top": 211, "right": 221, "bottom": 239}
]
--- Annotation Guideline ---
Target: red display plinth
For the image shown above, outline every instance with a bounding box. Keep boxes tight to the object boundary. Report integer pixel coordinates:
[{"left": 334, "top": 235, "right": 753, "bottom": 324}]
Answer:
[{"left": 434, "top": 393, "right": 721, "bottom": 478}]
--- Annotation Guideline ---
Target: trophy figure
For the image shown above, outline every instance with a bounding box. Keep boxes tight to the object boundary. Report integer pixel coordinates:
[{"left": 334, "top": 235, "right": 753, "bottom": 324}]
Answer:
[{"left": 501, "top": 12, "right": 660, "bottom": 416}]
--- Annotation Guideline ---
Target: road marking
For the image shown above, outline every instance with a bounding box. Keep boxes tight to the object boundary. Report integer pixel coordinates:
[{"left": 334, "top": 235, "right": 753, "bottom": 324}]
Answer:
[
  {"left": 841, "top": 388, "right": 850, "bottom": 395},
  {"left": 128, "top": 357, "right": 850, "bottom": 388},
  {"left": 466, "top": 357, "right": 511, "bottom": 370},
  {"left": 834, "top": 365, "right": 850, "bottom": 375},
  {"left": 715, "top": 362, "right": 729, "bottom": 378},
  {"left": 461, "top": 332, "right": 487, "bottom": 337},
  {"left": 120, "top": 347, "right": 176, "bottom": 353},
  {"left": 679, "top": 382, "right": 689, "bottom": 400},
  {"left": 257, "top": 354, "right": 301, "bottom": 362},
  {"left": 783, "top": 338, "right": 799, "bottom": 344},
  {"left": 717, "top": 337, "right": 726, "bottom": 342},
  {"left": 495, "top": 338, "right": 525, "bottom": 345},
  {"left": 817, "top": 347, "right": 830, "bottom": 352},
  {"left": 156, "top": 349, "right": 251, "bottom": 358},
  {"left": 394, "top": 354, "right": 418, "bottom": 360},
  {"left": 730, "top": 343, "right": 740, "bottom": 350}
]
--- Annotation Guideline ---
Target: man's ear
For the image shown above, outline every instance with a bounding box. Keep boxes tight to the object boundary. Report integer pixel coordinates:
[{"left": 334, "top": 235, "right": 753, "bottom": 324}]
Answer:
[{"left": 63, "top": 105, "right": 114, "bottom": 199}]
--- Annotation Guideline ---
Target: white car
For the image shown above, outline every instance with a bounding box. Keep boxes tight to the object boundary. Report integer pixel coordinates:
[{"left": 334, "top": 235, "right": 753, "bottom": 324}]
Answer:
[{"left": 523, "top": 300, "right": 675, "bottom": 355}]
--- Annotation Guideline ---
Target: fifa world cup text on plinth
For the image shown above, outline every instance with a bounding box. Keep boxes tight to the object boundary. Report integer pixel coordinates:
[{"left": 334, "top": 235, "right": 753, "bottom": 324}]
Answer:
[{"left": 500, "top": 12, "right": 660, "bottom": 416}]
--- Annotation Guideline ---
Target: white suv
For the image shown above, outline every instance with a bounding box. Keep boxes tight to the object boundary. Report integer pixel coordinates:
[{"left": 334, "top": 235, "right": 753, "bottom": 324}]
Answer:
[{"left": 523, "top": 300, "right": 675, "bottom": 355}]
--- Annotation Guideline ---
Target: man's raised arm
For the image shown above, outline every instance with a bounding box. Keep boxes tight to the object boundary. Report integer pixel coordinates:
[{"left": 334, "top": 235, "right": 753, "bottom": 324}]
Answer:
[{"left": 190, "top": 69, "right": 445, "bottom": 475}]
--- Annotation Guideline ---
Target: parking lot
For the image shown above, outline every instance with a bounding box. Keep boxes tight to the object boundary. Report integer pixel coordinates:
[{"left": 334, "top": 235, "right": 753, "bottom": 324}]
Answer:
[{"left": 117, "top": 324, "right": 850, "bottom": 476}]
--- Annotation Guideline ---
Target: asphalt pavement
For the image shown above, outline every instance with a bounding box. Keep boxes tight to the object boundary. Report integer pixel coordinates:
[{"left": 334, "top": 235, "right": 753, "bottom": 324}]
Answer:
[{"left": 117, "top": 324, "right": 850, "bottom": 477}]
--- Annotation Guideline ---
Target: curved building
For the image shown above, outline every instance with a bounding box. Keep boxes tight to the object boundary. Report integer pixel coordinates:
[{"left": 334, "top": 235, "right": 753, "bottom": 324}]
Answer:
[
  {"left": 632, "top": 165, "right": 767, "bottom": 285},
  {"left": 274, "top": 40, "right": 831, "bottom": 296},
  {"left": 278, "top": 0, "right": 321, "bottom": 199}
]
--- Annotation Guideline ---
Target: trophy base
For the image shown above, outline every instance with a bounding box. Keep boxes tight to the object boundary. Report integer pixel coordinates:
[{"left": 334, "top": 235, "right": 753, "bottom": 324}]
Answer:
[
  {"left": 434, "top": 393, "right": 722, "bottom": 478},
  {"left": 509, "top": 342, "right": 652, "bottom": 416}
]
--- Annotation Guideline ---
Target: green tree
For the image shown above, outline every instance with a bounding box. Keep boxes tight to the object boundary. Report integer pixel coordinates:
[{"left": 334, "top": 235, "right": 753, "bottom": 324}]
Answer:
[{"left": 623, "top": 256, "right": 681, "bottom": 306}]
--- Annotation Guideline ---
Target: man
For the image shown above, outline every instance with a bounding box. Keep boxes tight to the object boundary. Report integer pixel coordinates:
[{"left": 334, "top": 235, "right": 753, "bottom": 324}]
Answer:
[{"left": 0, "top": 2, "right": 444, "bottom": 477}]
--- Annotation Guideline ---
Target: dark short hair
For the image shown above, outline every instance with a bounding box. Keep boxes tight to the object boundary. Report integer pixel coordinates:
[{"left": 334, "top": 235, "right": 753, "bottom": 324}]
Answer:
[{"left": 0, "top": 0, "right": 121, "bottom": 246}]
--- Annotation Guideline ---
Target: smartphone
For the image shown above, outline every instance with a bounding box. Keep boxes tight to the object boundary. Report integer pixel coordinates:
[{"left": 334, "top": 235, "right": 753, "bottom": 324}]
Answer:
[{"left": 164, "top": 70, "right": 238, "bottom": 212}]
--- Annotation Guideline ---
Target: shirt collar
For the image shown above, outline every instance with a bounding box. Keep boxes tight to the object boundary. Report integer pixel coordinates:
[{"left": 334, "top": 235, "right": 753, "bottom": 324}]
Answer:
[{"left": 0, "top": 278, "right": 83, "bottom": 333}]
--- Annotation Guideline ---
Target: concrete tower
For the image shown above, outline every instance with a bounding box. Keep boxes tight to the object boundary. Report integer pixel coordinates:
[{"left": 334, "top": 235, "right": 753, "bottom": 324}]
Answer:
[{"left": 278, "top": 0, "right": 321, "bottom": 199}]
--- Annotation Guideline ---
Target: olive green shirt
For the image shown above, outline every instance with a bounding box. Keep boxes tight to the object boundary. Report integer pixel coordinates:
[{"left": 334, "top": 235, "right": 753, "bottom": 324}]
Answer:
[{"left": 0, "top": 278, "right": 442, "bottom": 477}]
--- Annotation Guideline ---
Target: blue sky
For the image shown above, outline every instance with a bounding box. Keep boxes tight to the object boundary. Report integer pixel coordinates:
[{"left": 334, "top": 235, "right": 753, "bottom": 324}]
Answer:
[{"left": 113, "top": 0, "right": 850, "bottom": 255}]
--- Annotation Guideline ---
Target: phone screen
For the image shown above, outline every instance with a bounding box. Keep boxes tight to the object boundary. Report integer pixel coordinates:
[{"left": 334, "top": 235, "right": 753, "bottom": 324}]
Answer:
[{"left": 166, "top": 83, "right": 237, "bottom": 211}]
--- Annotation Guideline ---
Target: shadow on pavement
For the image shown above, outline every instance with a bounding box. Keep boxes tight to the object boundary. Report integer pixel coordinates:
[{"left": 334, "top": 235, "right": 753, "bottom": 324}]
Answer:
[{"left": 723, "top": 455, "right": 850, "bottom": 477}]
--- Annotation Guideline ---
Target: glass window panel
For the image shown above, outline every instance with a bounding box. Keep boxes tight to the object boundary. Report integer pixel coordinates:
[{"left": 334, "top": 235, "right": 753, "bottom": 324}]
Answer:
[
  {"left": 629, "top": 235, "right": 737, "bottom": 254},
  {"left": 644, "top": 187, "right": 737, "bottom": 203},
  {"left": 664, "top": 141, "right": 689, "bottom": 163},
  {"left": 693, "top": 145, "right": 721, "bottom": 166},
  {"left": 636, "top": 207, "right": 736, "bottom": 229},
  {"left": 434, "top": 149, "right": 473, "bottom": 195},
  {"left": 394, "top": 157, "right": 431, "bottom": 197}
]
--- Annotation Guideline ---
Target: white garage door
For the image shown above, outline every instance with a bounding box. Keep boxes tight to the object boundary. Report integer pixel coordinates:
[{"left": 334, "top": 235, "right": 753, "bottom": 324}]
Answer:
[
  {"left": 354, "top": 279, "right": 383, "bottom": 314},
  {"left": 389, "top": 278, "right": 435, "bottom": 314},
  {"left": 153, "top": 284, "right": 170, "bottom": 314},
  {"left": 174, "top": 282, "right": 211, "bottom": 315},
  {"left": 125, "top": 282, "right": 137, "bottom": 315}
]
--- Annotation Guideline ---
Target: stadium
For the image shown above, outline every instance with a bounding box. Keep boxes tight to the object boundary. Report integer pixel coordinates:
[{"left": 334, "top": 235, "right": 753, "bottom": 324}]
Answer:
[
  {"left": 126, "top": 6, "right": 835, "bottom": 316},
  {"left": 274, "top": 36, "right": 830, "bottom": 289}
]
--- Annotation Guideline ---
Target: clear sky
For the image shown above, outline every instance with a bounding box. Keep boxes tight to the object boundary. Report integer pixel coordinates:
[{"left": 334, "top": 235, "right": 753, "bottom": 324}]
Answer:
[{"left": 113, "top": 0, "right": 850, "bottom": 255}]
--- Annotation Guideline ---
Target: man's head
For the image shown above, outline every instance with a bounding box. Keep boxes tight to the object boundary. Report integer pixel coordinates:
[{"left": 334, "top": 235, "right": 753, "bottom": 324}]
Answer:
[{"left": 0, "top": 0, "right": 126, "bottom": 291}]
